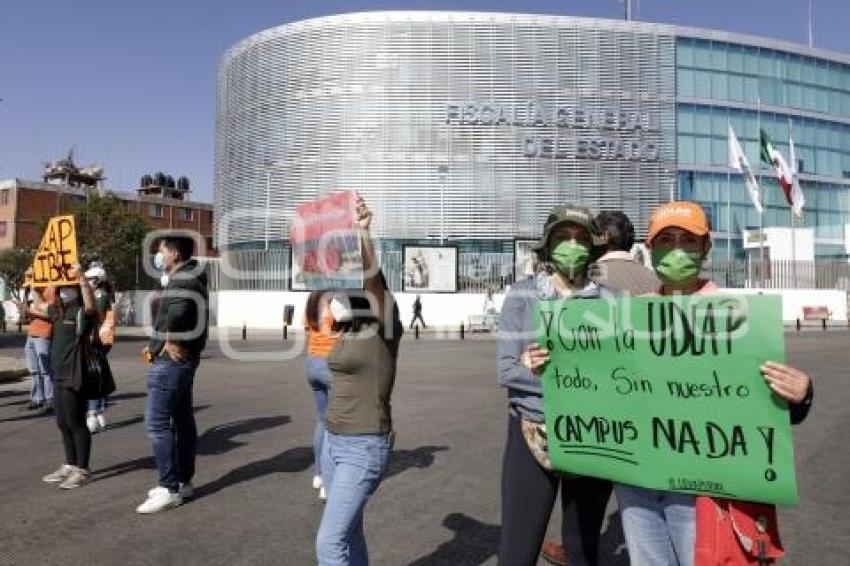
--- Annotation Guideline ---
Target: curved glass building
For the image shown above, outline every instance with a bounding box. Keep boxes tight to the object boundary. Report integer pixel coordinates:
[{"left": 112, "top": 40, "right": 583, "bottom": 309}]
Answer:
[{"left": 215, "top": 11, "right": 850, "bottom": 289}]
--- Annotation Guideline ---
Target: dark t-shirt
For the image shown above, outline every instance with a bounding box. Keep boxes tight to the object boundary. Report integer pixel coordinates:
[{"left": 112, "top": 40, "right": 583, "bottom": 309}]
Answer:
[
  {"left": 326, "top": 308, "right": 404, "bottom": 436},
  {"left": 48, "top": 305, "right": 92, "bottom": 381}
]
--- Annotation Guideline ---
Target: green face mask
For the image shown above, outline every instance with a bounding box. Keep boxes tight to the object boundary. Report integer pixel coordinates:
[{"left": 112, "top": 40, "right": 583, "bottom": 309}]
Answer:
[
  {"left": 551, "top": 240, "right": 590, "bottom": 278},
  {"left": 651, "top": 247, "right": 704, "bottom": 285}
]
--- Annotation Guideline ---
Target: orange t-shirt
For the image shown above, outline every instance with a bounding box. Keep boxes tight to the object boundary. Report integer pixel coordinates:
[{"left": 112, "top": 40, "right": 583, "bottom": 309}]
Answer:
[
  {"left": 307, "top": 310, "right": 340, "bottom": 357},
  {"left": 27, "top": 287, "right": 56, "bottom": 339}
]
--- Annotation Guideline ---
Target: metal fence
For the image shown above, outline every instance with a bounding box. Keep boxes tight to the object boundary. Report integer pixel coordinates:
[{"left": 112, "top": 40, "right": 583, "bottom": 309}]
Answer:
[
  {"left": 703, "top": 260, "right": 850, "bottom": 291},
  {"left": 210, "top": 249, "right": 850, "bottom": 293}
]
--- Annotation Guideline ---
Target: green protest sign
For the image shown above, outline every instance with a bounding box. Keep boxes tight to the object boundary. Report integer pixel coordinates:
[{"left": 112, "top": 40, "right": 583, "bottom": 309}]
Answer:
[{"left": 536, "top": 294, "right": 798, "bottom": 506}]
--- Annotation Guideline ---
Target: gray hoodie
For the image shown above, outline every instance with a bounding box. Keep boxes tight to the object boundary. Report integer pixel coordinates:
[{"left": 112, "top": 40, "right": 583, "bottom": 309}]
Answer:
[{"left": 497, "top": 274, "right": 616, "bottom": 422}]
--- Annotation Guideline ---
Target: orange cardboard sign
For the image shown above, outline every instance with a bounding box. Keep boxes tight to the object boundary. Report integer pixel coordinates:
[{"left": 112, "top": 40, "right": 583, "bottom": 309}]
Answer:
[{"left": 31, "top": 215, "right": 79, "bottom": 288}]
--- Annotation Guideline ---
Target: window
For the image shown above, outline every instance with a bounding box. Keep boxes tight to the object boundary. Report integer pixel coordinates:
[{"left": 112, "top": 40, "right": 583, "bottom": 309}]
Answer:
[
  {"left": 179, "top": 207, "right": 194, "bottom": 221},
  {"left": 0, "top": 221, "right": 6, "bottom": 237},
  {"left": 149, "top": 204, "right": 164, "bottom": 218},
  {"left": 0, "top": 190, "right": 8, "bottom": 206}
]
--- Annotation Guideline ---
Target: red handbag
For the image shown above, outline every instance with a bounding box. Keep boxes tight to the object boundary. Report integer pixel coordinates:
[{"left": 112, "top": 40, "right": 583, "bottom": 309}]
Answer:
[{"left": 695, "top": 496, "right": 785, "bottom": 565}]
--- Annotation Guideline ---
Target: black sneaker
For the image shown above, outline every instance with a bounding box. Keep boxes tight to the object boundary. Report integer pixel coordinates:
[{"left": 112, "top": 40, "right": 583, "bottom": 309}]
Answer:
[
  {"left": 42, "top": 401, "right": 54, "bottom": 415},
  {"left": 21, "top": 401, "right": 44, "bottom": 411}
]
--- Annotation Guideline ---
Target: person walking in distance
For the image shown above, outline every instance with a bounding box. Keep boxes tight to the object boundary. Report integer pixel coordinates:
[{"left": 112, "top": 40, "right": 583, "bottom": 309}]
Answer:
[
  {"left": 136, "top": 236, "right": 209, "bottom": 514},
  {"left": 410, "top": 294, "right": 426, "bottom": 329}
]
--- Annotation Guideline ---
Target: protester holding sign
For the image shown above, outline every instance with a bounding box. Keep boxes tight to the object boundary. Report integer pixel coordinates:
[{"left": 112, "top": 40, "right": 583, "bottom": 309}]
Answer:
[
  {"left": 497, "top": 205, "right": 615, "bottom": 566},
  {"left": 316, "top": 195, "right": 404, "bottom": 565},
  {"left": 304, "top": 289, "right": 339, "bottom": 501},
  {"left": 613, "top": 201, "right": 814, "bottom": 566},
  {"left": 41, "top": 264, "right": 97, "bottom": 490}
]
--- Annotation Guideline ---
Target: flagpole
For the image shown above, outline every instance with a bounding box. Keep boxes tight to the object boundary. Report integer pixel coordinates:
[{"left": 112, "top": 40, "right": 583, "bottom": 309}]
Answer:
[
  {"left": 726, "top": 118, "right": 733, "bottom": 284},
  {"left": 757, "top": 97, "right": 765, "bottom": 288},
  {"left": 789, "top": 117, "right": 798, "bottom": 288}
]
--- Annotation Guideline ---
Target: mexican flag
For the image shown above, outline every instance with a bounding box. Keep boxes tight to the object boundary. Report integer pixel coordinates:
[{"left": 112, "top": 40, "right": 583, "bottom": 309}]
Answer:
[{"left": 760, "top": 128, "right": 804, "bottom": 217}]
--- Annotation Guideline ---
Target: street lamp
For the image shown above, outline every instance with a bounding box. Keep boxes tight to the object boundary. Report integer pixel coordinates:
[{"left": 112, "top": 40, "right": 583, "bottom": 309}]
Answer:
[
  {"left": 438, "top": 164, "right": 448, "bottom": 244},
  {"left": 263, "top": 159, "right": 286, "bottom": 251}
]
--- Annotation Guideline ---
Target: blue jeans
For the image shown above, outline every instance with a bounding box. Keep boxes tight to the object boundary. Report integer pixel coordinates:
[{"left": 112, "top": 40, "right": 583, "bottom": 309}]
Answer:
[
  {"left": 317, "top": 432, "right": 391, "bottom": 565},
  {"left": 145, "top": 358, "right": 198, "bottom": 492},
  {"left": 88, "top": 398, "right": 107, "bottom": 412},
  {"left": 615, "top": 484, "right": 696, "bottom": 566},
  {"left": 305, "top": 355, "right": 332, "bottom": 475},
  {"left": 24, "top": 336, "right": 53, "bottom": 403}
]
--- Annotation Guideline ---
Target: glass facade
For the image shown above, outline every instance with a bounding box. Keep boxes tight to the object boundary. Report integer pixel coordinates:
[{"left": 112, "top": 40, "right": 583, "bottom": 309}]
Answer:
[
  {"left": 216, "top": 12, "right": 676, "bottom": 252},
  {"left": 676, "top": 37, "right": 850, "bottom": 258}
]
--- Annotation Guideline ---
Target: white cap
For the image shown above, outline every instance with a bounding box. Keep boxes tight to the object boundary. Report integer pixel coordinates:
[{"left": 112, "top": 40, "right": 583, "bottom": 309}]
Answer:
[{"left": 85, "top": 266, "right": 106, "bottom": 279}]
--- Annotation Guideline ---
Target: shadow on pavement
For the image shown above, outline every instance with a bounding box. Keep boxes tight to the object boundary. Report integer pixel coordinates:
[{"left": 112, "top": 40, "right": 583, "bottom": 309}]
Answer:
[
  {"left": 385, "top": 445, "right": 449, "bottom": 481},
  {"left": 0, "top": 389, "right": 27, "bottom": 399},
  {"left": 107, "top": 391, "right": 148, "bottom": 402},
  {"left": 408, "top": 513, "right": 500, "bottom": 566},
  {"left": 197, "top": 415, "right": 291, "bottom": 455},
  {"left": 0, "top": 408, "right": 53, "bottom": 423},
  {"left": 101, "top": 414, "right": 145, "bottom": 431},
  {"left": 194, "top": 445, "right": 314, "bottom": 499}
]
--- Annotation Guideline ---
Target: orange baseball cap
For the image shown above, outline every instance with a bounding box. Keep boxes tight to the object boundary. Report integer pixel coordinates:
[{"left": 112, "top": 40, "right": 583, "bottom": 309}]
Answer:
[{"left": 647, "top": 201, "right": 710, "bottom": 243}]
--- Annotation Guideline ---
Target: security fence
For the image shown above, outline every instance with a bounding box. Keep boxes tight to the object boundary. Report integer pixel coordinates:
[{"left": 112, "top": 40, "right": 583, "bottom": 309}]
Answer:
[{"left": 208, "top": 249, "right": 850, "bottom": 293}]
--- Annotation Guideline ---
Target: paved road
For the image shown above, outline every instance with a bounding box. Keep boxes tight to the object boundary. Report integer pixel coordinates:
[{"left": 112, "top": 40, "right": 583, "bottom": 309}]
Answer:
[{"left": 0, "top": 331, "right": 846, "bottom": 565}]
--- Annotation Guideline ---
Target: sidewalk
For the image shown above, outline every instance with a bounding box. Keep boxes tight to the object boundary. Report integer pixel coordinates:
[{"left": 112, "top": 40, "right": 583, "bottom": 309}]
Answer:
[{"left": 0, "top": 356, "right": 28, "bottom": 383}]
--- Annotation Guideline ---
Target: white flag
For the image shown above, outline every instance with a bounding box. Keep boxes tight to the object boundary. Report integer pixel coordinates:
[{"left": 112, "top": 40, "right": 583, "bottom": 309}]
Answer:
[
  {"left": 728, "top": 124, "right": 763, "bottom": 214},
  {"left": 788, "top": 134, "right": 806, "bottom": 218}
]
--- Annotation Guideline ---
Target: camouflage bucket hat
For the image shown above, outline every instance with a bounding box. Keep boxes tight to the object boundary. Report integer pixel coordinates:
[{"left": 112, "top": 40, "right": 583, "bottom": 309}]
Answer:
[{"left": 531, "top": 204, "right": 600, "bottom": 253}]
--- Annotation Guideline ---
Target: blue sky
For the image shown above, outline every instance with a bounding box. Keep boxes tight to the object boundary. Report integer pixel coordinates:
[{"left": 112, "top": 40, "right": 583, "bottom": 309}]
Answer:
[{"left": 2, "top": 0, "right": 848, "bottom": 203}]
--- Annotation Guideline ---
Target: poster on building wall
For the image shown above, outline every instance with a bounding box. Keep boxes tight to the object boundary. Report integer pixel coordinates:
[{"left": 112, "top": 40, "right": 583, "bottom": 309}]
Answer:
[
  {"left": 402, "top": 246, "right": 458, "bottom": 293},
  {"left": 289, "top": 191, "right": 363, "bottom": 291},
  {"left": 31, "top": 215, "right": 79, "bottom": 288},
  {"left": 514, "top": 239, "right": 538, "bottom": 282},
  {"left": 537, "top": 294, "right": 798, "bottom": 506}
]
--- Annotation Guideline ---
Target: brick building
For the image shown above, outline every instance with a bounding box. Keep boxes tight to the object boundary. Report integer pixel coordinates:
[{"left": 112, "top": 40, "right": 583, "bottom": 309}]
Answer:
[{"left": 0, "top": 178, "right": 216, "bottom": 255}]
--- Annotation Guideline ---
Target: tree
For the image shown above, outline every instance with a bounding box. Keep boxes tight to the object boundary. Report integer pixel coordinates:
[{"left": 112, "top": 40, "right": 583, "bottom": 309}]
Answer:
[
  {"left": 71, "top": 194, "right": 151, "bottom": 290},
  {"left": 0, "top": 248, "right": 35, "bottom": 301}
]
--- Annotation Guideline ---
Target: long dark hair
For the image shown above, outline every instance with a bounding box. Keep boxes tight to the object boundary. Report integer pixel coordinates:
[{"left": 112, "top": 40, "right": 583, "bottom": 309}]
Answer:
[
  {"left": 305, "top": 290, "right": 325, "bottom": 329},
  {"left": 333, "top": 292, "right": 378, "bottom": 334}
]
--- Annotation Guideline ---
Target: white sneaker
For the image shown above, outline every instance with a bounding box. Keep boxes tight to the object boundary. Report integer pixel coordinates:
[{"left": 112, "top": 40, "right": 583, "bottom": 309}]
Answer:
[
  {"left": 96, "top": 413, "right": 107, "bottom": 430},
  {"left": 43, "top": 464, "right": 75, "bottom": 483},
  {"left": 312, "top": 475, "right": 323, "bottom": 490},
  {"left": 318, "top": 486, "right": 327, "bottom": 501},
  {"left": 59, "top": 468, "right": 91, "bottom": 490},
  {"left": 86, "top": 412, "right": 100, "bottom": 434},
  {"left": 148, "top": 482, "right": 194, "bottom": 499},
  {"left": 137, "top": 487, "right": 182, "bottom": 514}
]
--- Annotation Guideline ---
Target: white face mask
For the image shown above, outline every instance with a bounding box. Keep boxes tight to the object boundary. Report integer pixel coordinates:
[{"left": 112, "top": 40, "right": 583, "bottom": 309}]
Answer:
[
  {"left": 154, "top": 252, "right": 166, "bottom": 272},
  {"left": 160, "top": 274, "right": 170, "bottom": 288},
  {"left": 329, "top": 295, "right": 353, "bottom": 322}
]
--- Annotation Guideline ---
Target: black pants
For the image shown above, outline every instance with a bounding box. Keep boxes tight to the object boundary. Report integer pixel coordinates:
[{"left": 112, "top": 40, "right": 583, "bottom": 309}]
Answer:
[
  {"left": 53, "top": 384, "right": 91, "bottom": 469},
  {"left": 411, "top": 313, "right": 426, "bottom": 328},
  {"left": 498, "top": 414, "right": 612, "bottom": 566}
]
